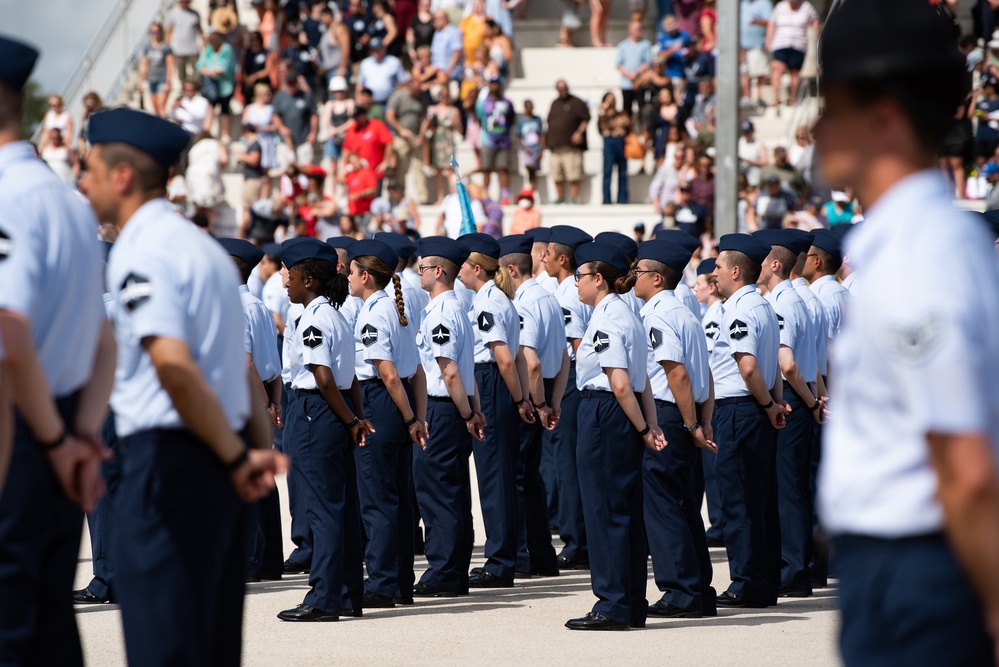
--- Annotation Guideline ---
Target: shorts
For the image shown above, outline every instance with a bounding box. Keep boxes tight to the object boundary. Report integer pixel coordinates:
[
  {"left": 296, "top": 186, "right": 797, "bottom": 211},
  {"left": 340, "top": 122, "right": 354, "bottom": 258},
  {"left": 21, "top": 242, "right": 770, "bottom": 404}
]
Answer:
[
  {"left": 772, "top": 47, "right": 805, "bottom": 72},
  {"left": 242, "top": 177, "right": 263, "bottom": 210},
  {"left": 550, "top": 147, "right": 584, "bottom": 182},
  {"left": 940, "top": 119, "right": 972, "bottom": 159},
  {"left": 324, "top": 138, "right": 343, "bottom": 160},
  {"left": 480, "top": 146, "right": 510, "bottom": 172},
  {"left": 147, "top": 80, "right": 166, "bottom": 94},
  {"left": 742, "top": 48, "right": 769, "bottom": 79}
]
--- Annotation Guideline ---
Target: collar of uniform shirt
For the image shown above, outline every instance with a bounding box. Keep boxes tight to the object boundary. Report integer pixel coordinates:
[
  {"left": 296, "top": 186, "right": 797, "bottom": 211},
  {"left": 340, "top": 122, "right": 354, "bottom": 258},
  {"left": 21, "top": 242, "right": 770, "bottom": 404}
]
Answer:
[
  {"left": 728, "top": 283, "right": 758, "bottom": 304},
  {"left": 514, "top": 277, "right": 538, "bottom": 299},
  {"left": 768, "top": 279, "right": 793, "bottom": 300},
  {"left": 421, "top": 289, "right": 457, "bottom": 318},
  {"left": 114, "top": 198, "right": 174, "bottom": 243},
  {"left": 0, "top": 141, "right": 36, "bottom": 177},
  {"left": 638, "top": 288, "right": 676, "bottom": 317}
]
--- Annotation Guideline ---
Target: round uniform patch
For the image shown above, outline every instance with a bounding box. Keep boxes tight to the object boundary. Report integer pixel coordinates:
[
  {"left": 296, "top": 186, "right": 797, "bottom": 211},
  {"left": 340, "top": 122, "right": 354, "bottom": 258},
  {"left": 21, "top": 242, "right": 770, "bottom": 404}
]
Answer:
[
  {"left": 302, "top": 325, "right": 324, "bottom": 349},
  {"left": 649, "top": 327, "right": 664, "bottom": 350},
  {"left": 593, "top": 330, "right": 610, "bottom": 353},
  {"left": 119, "top": 273, "right": 153, "bottom": 312},
  {"left": 477, "top": 311, "right": 495, "bottom": 332},
  {"left": 431, "top": 324, "right": 451, "bottom": 345},
  {"left": 562, "top": 307, "right": 572, "bottom": 325},
  {"left": 361, "top": 324, "right": 379, "bottom": 347},
  {"left": 704, "top": 321, "right": 720, "bottom": 340},
  {"left": 0, "top": 228, "right": 11, "bottom": 262},
  {"left": 729, "top": 319, "right": 749, "bottom": 341}
]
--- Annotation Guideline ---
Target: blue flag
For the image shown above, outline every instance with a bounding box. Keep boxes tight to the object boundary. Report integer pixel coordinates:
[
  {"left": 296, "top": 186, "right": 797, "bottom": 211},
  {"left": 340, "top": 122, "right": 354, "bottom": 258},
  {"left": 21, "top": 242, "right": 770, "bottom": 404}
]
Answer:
[{"left": 452, "top": 154, "right": 477, "bottom": 236}]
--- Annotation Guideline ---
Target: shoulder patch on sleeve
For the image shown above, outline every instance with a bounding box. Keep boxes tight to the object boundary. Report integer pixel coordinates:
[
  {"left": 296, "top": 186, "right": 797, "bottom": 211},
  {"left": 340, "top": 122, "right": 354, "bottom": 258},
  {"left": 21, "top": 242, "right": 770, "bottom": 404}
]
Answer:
[
  {"left": 704, "top": 321, "right": 720, "bottom": 340},
  {"left": 0, "top": 228, "right": 11, "bottom": 261},
  {"left": 477, "top": 311, "right": 495, "bottom": 332},
  {"left": 562, "top": 307, "right": 572, "bottom": 325},
  {"left": 729, "top": 319, "right": 749, "bottom": 341},
  {"left": 888, "top": 318, "right": 941, "bottom": 362},
  {"left": 431, "top": 324, "right": 451, "bottom": 345},
  {"left": 302, "top": 325, "right": 324, "bottom": 349},
  {"left": 518, "top": 314, "right": 524, "bottom": 330},
  {"left": 649, "top": 327, "right": 664, "bottom": 350},
  {"left": 361, "top": 323, "right": 379, "bottom": 347},
  {"left": 593, "top": 330, "right": 610, "bottom": 353},
  {"left": 776, "top": 314, "right": 785, "bottom": 331},
  {"left": 119, "top": 273, "right": 153, "bottom": 312}
]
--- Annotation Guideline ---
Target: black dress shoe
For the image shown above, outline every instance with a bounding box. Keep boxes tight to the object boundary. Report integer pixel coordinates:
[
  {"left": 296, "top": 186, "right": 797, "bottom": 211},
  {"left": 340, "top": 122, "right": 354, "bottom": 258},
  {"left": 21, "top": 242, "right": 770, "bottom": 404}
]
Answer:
[
  {"left": 259, "top": 572, "right": 283, "bottom": 581},
  {"left": 530, "top": 566, "right": 560, "bottom": 577},
  {"left": 716, "top": 591, "right": 767, "bottom": 608},
  {"left": 341, "top": 607, "right": 363, "bottom": 617},
  {"left": 246, "top": 576, "right": 261, "bottom": 583},
  {"left": 706, "top": 537, "right": 725, "bottom": 548},
  {"left": 393, "top": 596, "right": 415, "bottom": 605},
  {"left": 647, "top": 600, "right": 703, "bottom": 618},
  {"left": 72, "top": 587, "right": 109, "bottom": 604},
  {"left": 470, "top": 567, "right": 485, "bottom": 576},
  {"left": 778, "top": 586, "right": 811, "bottom": 598},
  {"left": 282, "top": 559, "right": 310, "bottom": 574},
  {"left": 277, "top": 604, "right": 338, "bottom": 622},
  {"left": 565, "top": 611, "right": 630, "bottom": 631},
  {"left": 514, "top": 570, "right": 532, "bottom": 580},
  {"left": 413, "top": 583, "right": 460, "bottom": 598},
  {"left": 557, "top": 555, "right": 590, "bottom": 570},
  {"left": 468, "top": 571, "right": 514, "bottom": 588},
  {"left": 363, "top": 591, "right": 396, "bottom": 608}
]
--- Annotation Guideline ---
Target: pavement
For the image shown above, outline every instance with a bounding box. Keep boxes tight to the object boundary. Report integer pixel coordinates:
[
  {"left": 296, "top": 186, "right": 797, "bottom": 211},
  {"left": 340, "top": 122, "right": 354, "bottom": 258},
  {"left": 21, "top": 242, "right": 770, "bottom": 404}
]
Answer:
[{"left": 73, "top": 474, "right": 842, "bottom": 666}]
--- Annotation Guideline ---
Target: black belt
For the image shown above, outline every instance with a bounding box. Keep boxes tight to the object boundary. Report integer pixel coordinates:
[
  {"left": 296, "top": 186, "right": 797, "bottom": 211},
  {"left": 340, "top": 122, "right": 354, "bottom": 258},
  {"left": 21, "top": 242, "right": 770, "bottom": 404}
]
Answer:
[
  {"left": 296, "top": 388, "right": 322, "bottom": 396},
  {"left": 715, "top": 395, "right": 755, "bottom": 407},
  {"left": 581, "top": 389, "right": 642, "bottom": 401},
  {"left": 474, "top": 362, "right": 498, "bottom": 371},
  {"left": 427, "top": 395, "right": 452, "bottom": 403},
  {"left": 359, "top": 377, "right": 384, "bottom": 387},
  {"left": 655, "top": 399, "right": 704, "bottom": 412}
]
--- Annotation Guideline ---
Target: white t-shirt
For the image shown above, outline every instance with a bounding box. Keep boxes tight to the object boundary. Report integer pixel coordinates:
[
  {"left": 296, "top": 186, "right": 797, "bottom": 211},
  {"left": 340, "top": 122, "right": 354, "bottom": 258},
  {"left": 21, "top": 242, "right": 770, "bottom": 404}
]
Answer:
[{"left": 769, "top": 1, "right": 818, "bottom": 52}]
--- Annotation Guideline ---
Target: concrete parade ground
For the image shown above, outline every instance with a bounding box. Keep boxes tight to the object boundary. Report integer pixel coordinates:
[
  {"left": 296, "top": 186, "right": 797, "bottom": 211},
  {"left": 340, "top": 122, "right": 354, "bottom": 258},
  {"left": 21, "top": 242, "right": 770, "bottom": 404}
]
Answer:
[{"left": 74, "top": 473, "right": 841, "bottom": 666}]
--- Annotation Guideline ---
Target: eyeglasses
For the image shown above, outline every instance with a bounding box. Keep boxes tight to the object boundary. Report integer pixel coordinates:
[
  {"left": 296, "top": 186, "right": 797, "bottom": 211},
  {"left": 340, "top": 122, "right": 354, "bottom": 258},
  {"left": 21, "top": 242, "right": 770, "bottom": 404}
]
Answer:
[
  {"left": 418, "top": 264, "right": 446, "bottom": 276},
  {"left": 574, "top": 272, "right": 597, "bottom": 283},
  {"left": 632, "top": 269, "right": 659, "bottom": 277}
]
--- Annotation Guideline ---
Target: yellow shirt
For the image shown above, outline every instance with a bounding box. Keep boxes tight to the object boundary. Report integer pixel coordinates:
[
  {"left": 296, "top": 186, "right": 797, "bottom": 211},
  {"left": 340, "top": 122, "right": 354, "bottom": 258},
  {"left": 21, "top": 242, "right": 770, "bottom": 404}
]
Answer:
[{"left": 460, "top": 15, "right": 489, "bottom": 64}]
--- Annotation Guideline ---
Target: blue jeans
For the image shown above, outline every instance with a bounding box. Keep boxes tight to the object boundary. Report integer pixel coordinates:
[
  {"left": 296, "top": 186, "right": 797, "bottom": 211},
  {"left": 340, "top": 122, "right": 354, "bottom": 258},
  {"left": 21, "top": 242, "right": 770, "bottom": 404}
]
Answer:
[{"left": 602, "top": 136, "right": 628, "bottom": 205}]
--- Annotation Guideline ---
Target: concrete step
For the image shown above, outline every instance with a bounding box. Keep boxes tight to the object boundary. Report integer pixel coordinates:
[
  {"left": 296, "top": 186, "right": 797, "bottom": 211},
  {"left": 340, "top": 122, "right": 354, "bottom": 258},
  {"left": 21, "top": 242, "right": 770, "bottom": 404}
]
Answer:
[
  {"left": 517, "top": 47, "right": 620, "bottom": 84},
  {"left": 414, "top": 203, "right": 657, "bottom": 239}
]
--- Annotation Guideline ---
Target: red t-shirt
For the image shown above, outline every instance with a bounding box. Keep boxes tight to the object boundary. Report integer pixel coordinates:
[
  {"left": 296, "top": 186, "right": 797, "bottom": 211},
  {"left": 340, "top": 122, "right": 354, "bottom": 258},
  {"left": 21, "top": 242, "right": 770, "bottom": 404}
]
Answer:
[
  {"left": 344, "top": 167, "right": 378, "bottom": 215},
  {"left": 342, "top": 119, "right": 392, "bottom": 170}
]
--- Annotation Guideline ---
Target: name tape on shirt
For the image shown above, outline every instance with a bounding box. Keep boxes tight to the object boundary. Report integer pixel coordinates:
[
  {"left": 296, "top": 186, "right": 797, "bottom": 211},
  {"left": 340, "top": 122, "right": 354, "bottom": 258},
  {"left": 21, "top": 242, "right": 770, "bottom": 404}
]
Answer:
[
  {"left": 302, "top": 325, "right": 324, "bottom": 349},
  {"left": 431, "top": 324, "right": 451, "bottom": 345},
  {"left": 593, "top": 330, "right": 610, "bottom": 353},
  {"left": 477, "top": 311, "right": 495, "bottom": 332},
  {"left": 361, "top": 324, "right": 379, "bottom": 347},
  {"left": 729, "top": 319, "right": 749, "bottom": 341},
  {"left": 119, "top": 273, "right": 153, "bottom": 312},
  {"left": 0, "top": 228, "right": 10, "bottom": 261}
]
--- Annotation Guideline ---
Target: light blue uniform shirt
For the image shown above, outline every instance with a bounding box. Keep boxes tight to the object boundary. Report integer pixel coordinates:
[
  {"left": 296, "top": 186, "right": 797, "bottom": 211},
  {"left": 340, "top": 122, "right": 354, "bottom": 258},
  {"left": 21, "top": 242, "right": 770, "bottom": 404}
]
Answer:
[
  {"left": 536, "top": 270, "right": 559, "bottom": 294},
  {"left": 642, "top": 290, "right": 710, "bottom": 404},
  {"left": 453, "top": 278, "right": 474, "bottom": 313},
  {"left": 810, "top": 274, "right": 850, "bottom": 340},
  {"left": 554, "top": 276, "right": 593, "bottom": 361},
  {"left": 354, "top": 289, "right": 419, "bottom": 381},
  {"left": 514, "top": 278, "right": 566, "bottom": 379},
  {"left": 282, "top": 302, "right": 305, "bottom": 385},
  {"left": 820, "top": 171, "right": 999, "bottom": 537},
  {"left": 469, "top": 280, "right": 520, "bottom": 364},
  {"left": 702, "top": 299, "right": 723, "bottom": 355},
  {"left": 240, "top": 284, "right": 282, "bottom": 383},
  {"left": 262, "top": 270, "right": 291, "bottom": 330},
  {"left": 576, "top": 294, "right": 648, "bottom": 393},
  {"left": 792, "top": 276, "right": 830, "bottom": 376},
  {"left": 399, "top": 273, "right": 428, "bottom": 330},
  {"left": 621, "top": 289, "right": 644, "bottom": 317},
  {"left": 294, "top": 296, "right": 355, "bottom": 391},
  {"left": 711, "top": 285, "right": 780, "bottom": 399},
  {"left": 107, "top": 199, "right": 249, "bottom": 436},
  {"left": 841, "top": 271, "right": 856, "bottom": 293},
  {"left": 0, "top": 141, "right": 104, "bottom": 396},
  {"left": 340, "top": 294, "right": 364, "bottom": 332},
  {"left": 765, "top": 279, "right": 816, "bottom": 384},
  {"left": 418, "top": 290, "right": 475, "bottom": 398},
  {"left": 247, "top": 266, "right": 265, "bottom": 300},
  {"left": 674, "top": 282, "right": 701, "bottom": 318}
]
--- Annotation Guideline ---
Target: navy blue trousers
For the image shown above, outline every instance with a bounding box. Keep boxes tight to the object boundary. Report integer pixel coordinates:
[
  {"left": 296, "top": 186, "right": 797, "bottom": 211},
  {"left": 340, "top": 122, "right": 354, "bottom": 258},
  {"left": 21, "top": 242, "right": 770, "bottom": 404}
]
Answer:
[
  {"left": 85, "top": 411, "right": 120, "bottom": 601},
  {"left": 809, "top": 418, "right": 828, "bottom": 583},
  {"left": 472, "top": 364, "right": 519, "bottom": 579},
  {"left": 577, "top": 393, "right": 648, "bottom": 625},
  {"left": 644, "top": 402, "right": 716, "bottom": 613},
  {"left": 247, "top": 489, "right": 284, "bottom": 579},
  {"left": 516, "top": 380, "right": 560, "bottom": 573},
  {"left": 114, "top": 428, "right": 246, "bottom": 667},
  {"left": 285, "top": 391, "right": 364, "bottom": 613},
  {"left": 540, "top": 424, "right": 559, "bottom": 529},
  {"left": 834, "top": 534, "right": 992, "bottom": 667},
  {"left": 701, "top": 445, "right": 725, "bottom": 543},
  {"left": 777, "top": 391, "right": 814, "bottom": 593},
  {"left": 284, "top": 387, "right": 314, "bottom": 567},
  {"left": 0, "top": 395, "right": 84, "bottom": 667},
  {"left": 714, "top": 398, "right": 780, "bottom": 605},
  {"left": 356, "top": 379, "right": 415, "bottom": 599},
  {"left": 413, "top": 397, "right": 473, "bottom": 593},
  {"left": 550, "top": 366, "right": 588, "bottom": 563},
  {"left": 602, "top": 135, "right": 629, "bottom": 205}
]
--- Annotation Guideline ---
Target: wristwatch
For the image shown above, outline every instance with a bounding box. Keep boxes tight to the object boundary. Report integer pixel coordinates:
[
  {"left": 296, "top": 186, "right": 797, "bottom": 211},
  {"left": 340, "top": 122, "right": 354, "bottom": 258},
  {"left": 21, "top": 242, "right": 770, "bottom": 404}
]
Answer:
[
  {"left": 758, "top": 399, "right": 775, "bottom": 410},
  {"left": 683, "top": 422, "right": 702, "bottom": 433}
]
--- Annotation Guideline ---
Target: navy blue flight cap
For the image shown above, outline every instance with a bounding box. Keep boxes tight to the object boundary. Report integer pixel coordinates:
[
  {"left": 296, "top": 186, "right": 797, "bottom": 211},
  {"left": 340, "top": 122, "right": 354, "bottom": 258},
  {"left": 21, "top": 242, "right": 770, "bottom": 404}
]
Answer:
[
  {"left": 829, "top": 222, "right": 859, "bottom": 243},
  {"left": 375, "top": 232, "right": 417, "bottom": 261},
  {"left": 326, "top": 236, "right": 357, "bottom": 251},
  {"left": 348, "top": 239, "right": 399, "bottom": 269},
  {"left": 650, "top": 229, "right": 699, "bottom": 255},
  {"left": 753, "top": 229, "right": 813, "bottom": 256},
  {"left": 595, "top": 231, "right": 639, "bottom": 262},
  {"left": 282, "top": 237, "right": 337, "bottom": 269},
  {"left": 719, "top": 233, "right": 771, "bottom": 265},
  {"left": 218, "top": 237, "right": 264, "bottom": 266},
  {"left": 637, "top": 239, "right": 692, "bottom": 274},
  {"left": 697, "top": 258, "right": 716, "bottom": 275},
  {"left": 262, "top": 242, "right": 282, "bottom": 257},
  {"left": 809, "top": 229, "right": 843, "bottom": 263},
  {"left": 88, "top": 108, "right": 191, "bottom": 168},
  {"left": 575, "top": 242, "right": 630, "bottom": 276},
  {"left": 524, "top": 227, "right": 551, "bottom": 243},
  {"left": 459, "top": 232, "right": 501, "bottom": 259},
  {"left": 417, "top": 237, "right": 471, "bottom": 266},
  {"left": 548, "top": 225, "right": 592, "bottom": 250},
  {"left": 498, "top": 234, "right": 533, "bottom": 257},
  {"left": 0, "top": 36, "right": 39, "bottom": 92}
]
